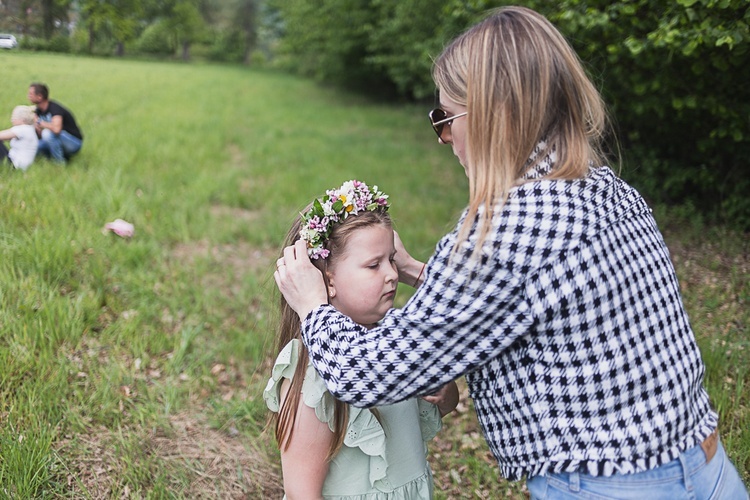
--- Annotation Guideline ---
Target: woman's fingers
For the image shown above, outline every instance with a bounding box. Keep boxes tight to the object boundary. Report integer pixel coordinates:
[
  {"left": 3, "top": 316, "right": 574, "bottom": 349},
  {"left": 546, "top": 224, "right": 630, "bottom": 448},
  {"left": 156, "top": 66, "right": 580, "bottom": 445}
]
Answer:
[{"left": 275, "top": 240, "right": 327, "bottom": 318}]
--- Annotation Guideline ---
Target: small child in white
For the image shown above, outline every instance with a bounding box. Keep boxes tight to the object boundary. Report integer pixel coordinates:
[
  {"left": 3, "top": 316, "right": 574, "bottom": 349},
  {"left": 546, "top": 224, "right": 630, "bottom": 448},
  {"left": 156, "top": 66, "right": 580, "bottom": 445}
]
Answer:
[
  {"left": 265, "top": 180, "right": 459, "bottom": 499},
  {"left": 0, "top": 105, "right": 39, "bottom": 171}
]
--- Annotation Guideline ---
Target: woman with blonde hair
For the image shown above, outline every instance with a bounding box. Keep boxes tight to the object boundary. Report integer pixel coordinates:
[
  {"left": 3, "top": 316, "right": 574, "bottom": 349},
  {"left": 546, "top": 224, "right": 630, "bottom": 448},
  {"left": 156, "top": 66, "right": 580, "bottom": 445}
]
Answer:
[
  {"left": 275, "top": 6, "right": 747, "bottom": 499},
  {"left": 0, "top": 105, "right": 39, "bottom": 171}
]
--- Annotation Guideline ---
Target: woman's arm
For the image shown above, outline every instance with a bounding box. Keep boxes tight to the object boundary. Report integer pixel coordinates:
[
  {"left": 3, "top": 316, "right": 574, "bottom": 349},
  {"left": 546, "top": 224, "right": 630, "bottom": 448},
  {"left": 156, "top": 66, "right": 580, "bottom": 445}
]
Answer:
[
  {"left": 290, "top": 236, "right": 530, "bottom": 407},
  {"left": 278, "top": 380, "right": 332, "bottom": 499}
]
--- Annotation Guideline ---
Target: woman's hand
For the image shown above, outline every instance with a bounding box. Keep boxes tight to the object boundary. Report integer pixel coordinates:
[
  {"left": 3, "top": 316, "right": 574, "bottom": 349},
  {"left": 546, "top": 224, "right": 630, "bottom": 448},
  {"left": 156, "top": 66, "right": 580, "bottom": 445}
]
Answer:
[
  {"left": 274, "top": 239, "right": 328, "bottom": 319},
  {"left": 393, "top": 230, "right": 425, "bottom": 287},
  {"left": 422, "top": 381, "right": 459, "bottom": 417}
]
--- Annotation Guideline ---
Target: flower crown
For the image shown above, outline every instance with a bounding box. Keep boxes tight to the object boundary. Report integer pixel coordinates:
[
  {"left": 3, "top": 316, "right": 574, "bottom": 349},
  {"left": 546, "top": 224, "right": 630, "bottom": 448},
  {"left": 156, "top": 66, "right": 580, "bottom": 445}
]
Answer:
[{"left": 299, "top": 180, "right": 390, "bottom": 260}]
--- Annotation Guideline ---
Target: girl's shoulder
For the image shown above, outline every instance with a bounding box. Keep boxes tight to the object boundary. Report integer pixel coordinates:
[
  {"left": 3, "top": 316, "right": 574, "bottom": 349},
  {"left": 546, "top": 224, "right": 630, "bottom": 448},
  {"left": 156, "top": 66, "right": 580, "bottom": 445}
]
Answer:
[{"left": 263, "top": 339, "right": 337, "bottom": 428}]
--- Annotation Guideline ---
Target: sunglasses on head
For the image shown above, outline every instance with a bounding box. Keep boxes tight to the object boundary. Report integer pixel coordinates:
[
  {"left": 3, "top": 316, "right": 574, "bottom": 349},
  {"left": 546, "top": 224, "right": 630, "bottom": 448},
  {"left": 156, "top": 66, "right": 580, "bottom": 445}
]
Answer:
[{"left": 428, "top": 108, "right": 468, "bottom": 141}]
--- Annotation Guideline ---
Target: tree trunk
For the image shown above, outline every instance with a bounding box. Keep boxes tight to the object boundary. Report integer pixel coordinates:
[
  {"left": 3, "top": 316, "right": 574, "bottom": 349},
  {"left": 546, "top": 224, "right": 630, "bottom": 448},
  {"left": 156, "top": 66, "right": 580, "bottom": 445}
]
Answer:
[
  {"left": 181, "top": 40, "right": 190, "bottom": 61},
  {"left": 116, "top": 41, "right": 124, "bottom": 57}
]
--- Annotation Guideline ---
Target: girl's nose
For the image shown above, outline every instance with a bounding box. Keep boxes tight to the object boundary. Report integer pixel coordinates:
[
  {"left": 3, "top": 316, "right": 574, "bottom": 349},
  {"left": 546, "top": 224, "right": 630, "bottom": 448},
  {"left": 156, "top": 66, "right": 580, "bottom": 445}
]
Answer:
[{"left": 387, "top": 262, "right": 398, "bottom": 282}]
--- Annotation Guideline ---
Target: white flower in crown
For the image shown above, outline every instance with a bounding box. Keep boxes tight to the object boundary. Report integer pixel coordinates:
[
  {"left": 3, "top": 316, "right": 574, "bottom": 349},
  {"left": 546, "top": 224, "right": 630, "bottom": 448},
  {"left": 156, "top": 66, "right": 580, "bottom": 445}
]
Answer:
[{"left": 300, "top": 180, "right": 390, "bottom": 260}]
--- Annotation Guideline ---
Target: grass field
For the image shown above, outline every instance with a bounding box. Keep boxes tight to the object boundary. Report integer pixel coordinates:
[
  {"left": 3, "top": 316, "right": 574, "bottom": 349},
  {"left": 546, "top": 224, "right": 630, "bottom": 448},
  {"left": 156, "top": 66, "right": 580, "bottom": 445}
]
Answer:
[{"left": 0, "top": 52, "right": 747, "bottom": 498}]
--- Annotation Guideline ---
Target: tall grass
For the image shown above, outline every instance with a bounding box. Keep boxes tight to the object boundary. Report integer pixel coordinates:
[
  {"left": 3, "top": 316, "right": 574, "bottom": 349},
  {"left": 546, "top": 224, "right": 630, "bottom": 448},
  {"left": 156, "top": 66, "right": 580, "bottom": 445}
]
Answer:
[{"left": 0, "top": 52, "right": 747, "bottom": 497}]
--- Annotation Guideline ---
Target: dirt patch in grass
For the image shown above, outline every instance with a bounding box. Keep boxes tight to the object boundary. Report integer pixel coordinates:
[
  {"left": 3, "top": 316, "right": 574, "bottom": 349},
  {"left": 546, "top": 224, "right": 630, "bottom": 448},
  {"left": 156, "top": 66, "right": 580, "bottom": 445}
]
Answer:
[
  {"left": 171, "top": 237, "right": 278, "bottom": 303},
  {"left": 665, "top": 232, "right": 749, "bottom": 290},
  {"left": 662, "top": 229, "right": 749, "bottom": 344},
  {"left": 209, "top": 205, "right": 262, "bottom": 225},
  {"left": 57, "top": 413, "right": 283, "bottom": 499},
  {"left": 172, "top": 238, "right": 278, "bottom": 276},
  {"left": 149, "top": 413, "right": 283, "bottom": 498}
]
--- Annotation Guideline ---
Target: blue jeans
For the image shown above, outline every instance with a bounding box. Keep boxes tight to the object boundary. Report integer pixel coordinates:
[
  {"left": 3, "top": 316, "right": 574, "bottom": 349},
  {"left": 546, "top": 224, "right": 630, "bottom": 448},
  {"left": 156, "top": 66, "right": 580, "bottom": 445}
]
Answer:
[
  {"left": 37, "top": 129, "right": 82, "bottom": 163},
  {"left": 527, "top": 440, "right": 748, "bottom": 499}
]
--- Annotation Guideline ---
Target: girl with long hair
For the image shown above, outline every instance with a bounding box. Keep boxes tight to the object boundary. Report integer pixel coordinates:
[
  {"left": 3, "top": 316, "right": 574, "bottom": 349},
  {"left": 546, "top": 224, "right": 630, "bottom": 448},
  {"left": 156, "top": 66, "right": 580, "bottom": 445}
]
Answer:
[{"left": 265, "top": 180, "right": 458, "bottom": 499}]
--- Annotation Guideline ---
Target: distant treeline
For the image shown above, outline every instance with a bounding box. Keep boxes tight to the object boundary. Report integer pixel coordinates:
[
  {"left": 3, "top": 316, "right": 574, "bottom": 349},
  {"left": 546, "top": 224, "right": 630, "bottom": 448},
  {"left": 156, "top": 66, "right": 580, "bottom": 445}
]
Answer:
[{"left": 4, "top": 0, "right": 748, "bottom": 226}]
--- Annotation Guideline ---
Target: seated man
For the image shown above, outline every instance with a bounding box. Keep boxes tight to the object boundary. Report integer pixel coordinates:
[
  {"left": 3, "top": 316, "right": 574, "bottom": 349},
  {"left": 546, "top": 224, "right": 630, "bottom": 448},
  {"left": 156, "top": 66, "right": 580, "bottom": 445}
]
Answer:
[{"left": 28, "top": 82, "right": 83, "bottom": 163}]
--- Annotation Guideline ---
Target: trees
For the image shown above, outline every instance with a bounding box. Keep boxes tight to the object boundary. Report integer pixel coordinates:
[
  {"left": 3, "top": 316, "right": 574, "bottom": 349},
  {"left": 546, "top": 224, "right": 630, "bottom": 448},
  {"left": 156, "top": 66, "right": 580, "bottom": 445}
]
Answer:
[
  {"left": 79, "top": 0, "right": 143, "bottom": 55},
  {"left": 3, "top": 0, "right": 257, "bottom": 62},
  {"left": 267, "top": 0, "right": 750, "bottom": 225},
  {"left": 541, "top": 0, "right": 750, "bottom": 225}
]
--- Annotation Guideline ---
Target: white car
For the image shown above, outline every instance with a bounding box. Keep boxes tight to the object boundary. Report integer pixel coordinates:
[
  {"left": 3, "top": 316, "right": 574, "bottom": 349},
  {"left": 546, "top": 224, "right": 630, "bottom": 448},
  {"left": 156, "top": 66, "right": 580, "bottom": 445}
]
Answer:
[{"left": 0, "top": 34, "right": 18, "bottom": 49}]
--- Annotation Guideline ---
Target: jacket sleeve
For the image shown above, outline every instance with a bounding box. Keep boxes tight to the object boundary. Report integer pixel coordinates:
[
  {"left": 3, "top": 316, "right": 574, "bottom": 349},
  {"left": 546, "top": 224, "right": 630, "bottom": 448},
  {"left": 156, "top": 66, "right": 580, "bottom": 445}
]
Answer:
[{"left": 301, "top": 230, "right": 534, "bottom": 407}]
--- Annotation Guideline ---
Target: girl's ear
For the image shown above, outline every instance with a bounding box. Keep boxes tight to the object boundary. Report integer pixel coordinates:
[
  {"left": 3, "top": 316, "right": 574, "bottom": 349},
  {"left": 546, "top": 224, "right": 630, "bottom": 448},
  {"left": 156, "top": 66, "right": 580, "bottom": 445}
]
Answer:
[{"left": 326, "top": 271, "right": 336, "bottom": 298}]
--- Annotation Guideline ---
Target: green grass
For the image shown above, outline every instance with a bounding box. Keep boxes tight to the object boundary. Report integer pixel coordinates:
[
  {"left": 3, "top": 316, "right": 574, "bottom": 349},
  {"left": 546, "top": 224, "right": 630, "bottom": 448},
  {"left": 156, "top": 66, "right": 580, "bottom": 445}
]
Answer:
[{"left": 0, "top": 51, "right": 747, "bottom": 498}]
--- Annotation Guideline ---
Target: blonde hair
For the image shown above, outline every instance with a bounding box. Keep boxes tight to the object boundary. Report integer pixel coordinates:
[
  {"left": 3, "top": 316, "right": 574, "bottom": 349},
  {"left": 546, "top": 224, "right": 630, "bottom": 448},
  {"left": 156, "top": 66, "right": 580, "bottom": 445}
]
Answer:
[
  {"left": 272, "top": 208, "right": 390, "bottom": 461},
  {"left": 11, "top": 105, "right": 36, "bottom": 126},
  {"left": 433, "top": 6, "right": 609, "bottom": 254}
]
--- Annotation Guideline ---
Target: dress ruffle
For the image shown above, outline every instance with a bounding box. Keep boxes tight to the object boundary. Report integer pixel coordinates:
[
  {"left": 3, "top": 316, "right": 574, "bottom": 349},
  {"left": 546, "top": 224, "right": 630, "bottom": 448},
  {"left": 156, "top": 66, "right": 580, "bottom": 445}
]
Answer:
[
  {"left": 417, "top": 399, "right": 442, "bottom": 442},
  {"left": 264, "top": 339, "right": 442, "bottom": 495}
]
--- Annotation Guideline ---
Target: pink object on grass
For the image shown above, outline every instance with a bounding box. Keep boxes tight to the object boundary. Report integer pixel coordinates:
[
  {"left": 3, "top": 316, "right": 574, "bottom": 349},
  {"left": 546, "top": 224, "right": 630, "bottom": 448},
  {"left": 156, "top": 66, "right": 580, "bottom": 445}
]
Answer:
[{"left": 104, "top": 219, "right": 135, "bottom": 238}]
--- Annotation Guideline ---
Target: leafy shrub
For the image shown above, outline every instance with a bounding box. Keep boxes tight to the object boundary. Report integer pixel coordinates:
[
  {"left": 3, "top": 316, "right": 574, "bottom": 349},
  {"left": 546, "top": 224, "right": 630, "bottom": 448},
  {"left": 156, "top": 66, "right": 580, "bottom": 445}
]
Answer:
[
  {"left": 17, "top": 35, "right": 71, "bottom": 53},
  {"left": 19, "top": 37, "right": 49, "bottom": 51},
  {"left": 47, "top": 35, "right": 71, "bottom": 53},
  {"left": 207, "top": 29, "right": 246, "bottom": 63},
  {"left": 267, "top": 0, "right": 396, "bottom": 96},
  {"left": 539, "top": 0, "right": 750, "bottom": 228},
  {"left": 135, "top": 21, "right": 174, "bottom": 55},
  {"left": 70, "top": 29, "right": 90, "bottom": 54}
]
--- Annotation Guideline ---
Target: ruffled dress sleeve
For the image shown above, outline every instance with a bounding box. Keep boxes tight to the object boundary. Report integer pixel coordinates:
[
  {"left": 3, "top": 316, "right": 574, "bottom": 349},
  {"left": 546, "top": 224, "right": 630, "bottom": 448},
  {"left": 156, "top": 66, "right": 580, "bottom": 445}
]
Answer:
[
  {"left": 264, "top": 340, "right": 435, "bottom": 498},
  {"left": 417, "top": 399, "right": 442, "bottom": 443},
  {"left": 263, "top": 339, "right": 337, "bottom": 431}
]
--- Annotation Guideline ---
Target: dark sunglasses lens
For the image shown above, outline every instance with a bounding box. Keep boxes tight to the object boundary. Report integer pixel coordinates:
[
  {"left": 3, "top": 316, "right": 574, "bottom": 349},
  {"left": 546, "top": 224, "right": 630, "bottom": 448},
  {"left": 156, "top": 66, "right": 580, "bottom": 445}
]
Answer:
[{"left": 429, "top": 109, "right": 447, "bottom": 137}]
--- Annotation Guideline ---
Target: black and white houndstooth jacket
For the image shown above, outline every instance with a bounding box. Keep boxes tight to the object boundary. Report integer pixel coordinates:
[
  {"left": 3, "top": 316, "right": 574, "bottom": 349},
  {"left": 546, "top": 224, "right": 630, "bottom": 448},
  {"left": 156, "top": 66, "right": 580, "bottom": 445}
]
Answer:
[{"left": 301, "top": 144, "right": 718, "bottom": 481}]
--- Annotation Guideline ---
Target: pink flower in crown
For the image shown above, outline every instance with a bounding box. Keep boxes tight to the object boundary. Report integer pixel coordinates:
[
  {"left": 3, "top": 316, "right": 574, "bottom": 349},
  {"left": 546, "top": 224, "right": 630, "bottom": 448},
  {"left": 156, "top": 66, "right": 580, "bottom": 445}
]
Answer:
[{"left": 307, "top": 215, "right": 327, "bottom": 231}]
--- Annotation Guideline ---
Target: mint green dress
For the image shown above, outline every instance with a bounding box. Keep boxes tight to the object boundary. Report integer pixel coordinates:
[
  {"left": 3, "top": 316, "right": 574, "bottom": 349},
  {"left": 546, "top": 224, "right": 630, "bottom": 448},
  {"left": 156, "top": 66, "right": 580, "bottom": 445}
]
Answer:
[{"left": 264, "top": 339, "right": 442, "bottom": 499}]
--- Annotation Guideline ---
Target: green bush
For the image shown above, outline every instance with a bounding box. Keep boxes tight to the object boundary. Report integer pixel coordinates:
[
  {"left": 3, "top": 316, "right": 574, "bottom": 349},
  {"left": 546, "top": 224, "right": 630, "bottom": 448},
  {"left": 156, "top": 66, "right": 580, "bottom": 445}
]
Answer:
[
  {"left": 18, "top": 35, "right": 71, "bottom": 53},
  {"left": 267, "top": 0, "right": 396, "bottom": 96},
  {"left": 537, "top": 0, "right": 750, "bottom": 228},
  {"left": 47, "top": 34, "right": 71, "bottom": 53},
  {"left": 19, "top": 37, "right": 49, "bottom": 51},
  {"left": 206, "top": 29, "right": 246, "bottom": 63},
  {"left": 135, "top": 21, "right": 175, "bottom": 56},
  {"left": 69, "top": 29, "right": 90, "bottom": 54}
]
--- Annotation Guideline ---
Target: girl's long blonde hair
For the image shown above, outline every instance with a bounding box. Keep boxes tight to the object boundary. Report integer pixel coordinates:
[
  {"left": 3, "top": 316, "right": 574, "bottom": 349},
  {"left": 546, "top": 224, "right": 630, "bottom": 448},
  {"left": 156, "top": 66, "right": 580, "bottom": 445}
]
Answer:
[
  {"left": 433, "top": 6, "right": 610, "bottom": 254},
  {"left": 272, "top": 208, "right": 390, "bottom": 461}
]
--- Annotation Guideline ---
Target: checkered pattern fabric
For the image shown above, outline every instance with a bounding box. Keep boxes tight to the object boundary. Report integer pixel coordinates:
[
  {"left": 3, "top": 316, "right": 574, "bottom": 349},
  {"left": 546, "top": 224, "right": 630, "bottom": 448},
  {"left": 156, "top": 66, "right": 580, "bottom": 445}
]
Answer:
[{"left": 301, "top": 144, "right": 718, "bottom": 480}]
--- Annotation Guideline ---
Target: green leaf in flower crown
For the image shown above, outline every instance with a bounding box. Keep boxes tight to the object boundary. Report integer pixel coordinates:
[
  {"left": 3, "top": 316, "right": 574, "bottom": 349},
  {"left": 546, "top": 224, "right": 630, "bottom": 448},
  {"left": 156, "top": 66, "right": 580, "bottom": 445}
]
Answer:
[
  {"left": 331, "top": 200, "right": 344, "bottom": 213},
  {"left": 312, "top": 198, "right": 324, "bottom": 217}
]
